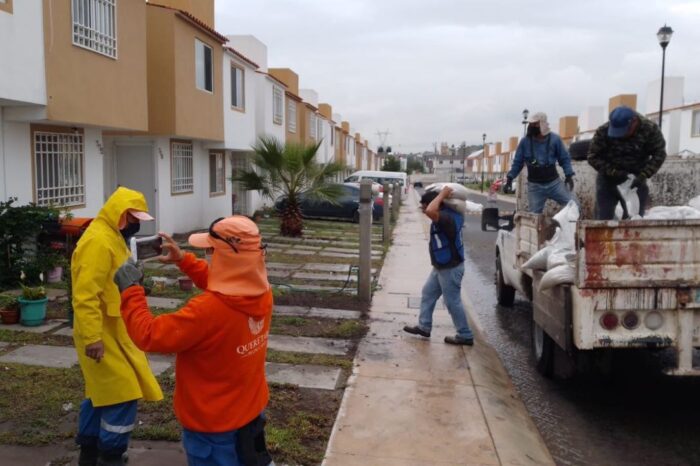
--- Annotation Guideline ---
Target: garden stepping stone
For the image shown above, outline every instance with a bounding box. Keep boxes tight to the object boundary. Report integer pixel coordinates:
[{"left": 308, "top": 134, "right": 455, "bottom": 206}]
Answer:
[
  {"left": 302, "top": 263, "right": 352, "bottom": 273},
  {"left": 146, "top": 297, "right": 184, "bottom": 310},
  {"left": 0, "top": 344, "right": 77, "bottom": 368},
  {"left": 284, "top": 250, "right": 315, "bottom": 256},
  {"left": 266, "top": 362, "right": 341, "bottom": 390},
  {"left": 267, "top": 335, "right": 351, "bottom": 356},
  {"left": 292, "top": 272, "right": 358, "bottom": 282},
  {"left": 267, "top": 270, "right": 290, "bottom": 279},
  {"left": 266, "top": 262, "right": 304, "bottom": 270},
  {"left": 274, "top": 305, "right": 362, "bottom": 320},
  {"left": 143, "top": 262, "right": 164, "bottom": 270},
  {"left": 0, "top": 344, "right": 175, "bottom": 374},
  {"left": 1, "top": 319, "right": 67, "bottom": 334},
  {"left": 53, "top": 326, "right": 74, "bottom": 337}
]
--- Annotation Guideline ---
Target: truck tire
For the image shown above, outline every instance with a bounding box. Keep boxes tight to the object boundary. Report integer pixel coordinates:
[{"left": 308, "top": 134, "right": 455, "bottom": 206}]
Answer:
[
  {"left": 532, "top": 321, "right": 554, "bottom": 377},
  {"left": 495, "top": 252, "right": 515, "bottom": 306},
  {"left": 568, "top": 139, "right": 591, "bottom": 161}
]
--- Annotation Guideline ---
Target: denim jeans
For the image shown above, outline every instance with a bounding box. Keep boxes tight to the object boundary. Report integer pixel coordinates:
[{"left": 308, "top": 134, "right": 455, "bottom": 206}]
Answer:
[
  {"left": 595, "top": 173, "right": 650, "bottom": 220},
  {"left": 418, "top": 262, "right": 473, "bottom": 339},
  {"left": 527, "top": 178, "right": 574, "bottom": 214}
]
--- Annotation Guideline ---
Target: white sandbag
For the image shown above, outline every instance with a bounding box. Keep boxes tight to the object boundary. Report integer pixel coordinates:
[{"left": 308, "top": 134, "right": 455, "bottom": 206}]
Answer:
[
  {"left": 645, "top": 205, "right": 700, "bottom": 220},
  {"left": 688, "top": 195, "right": 700, "bottom": 211},
  {"left": 465, "top": 200, "right": 483, "bottom": 212},
  {"left": 442, "top": 198, "right": 467, "bottom": 215},
  {"left": 546, "top": 249, "right": 577, "bottom": 270},
  {"left": 539, "top": 264, "right": 576, "bottom": 291},
  {"left": 614, "top": 176, "right": 640, "bottom": 220},
  {"left": 425, "top": 182, "right": 470, "bottom": 201},
  {"left": 552, "top": 201, "right": 579, "bottom": 250},
  {"left": 522, "top": 246, "right": 551, "bottom": 271}
]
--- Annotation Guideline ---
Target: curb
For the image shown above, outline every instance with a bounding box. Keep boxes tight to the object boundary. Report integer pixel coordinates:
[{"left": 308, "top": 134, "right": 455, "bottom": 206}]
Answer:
[{"left": 461, "top": 279, "right": 555, "bottom": 466}]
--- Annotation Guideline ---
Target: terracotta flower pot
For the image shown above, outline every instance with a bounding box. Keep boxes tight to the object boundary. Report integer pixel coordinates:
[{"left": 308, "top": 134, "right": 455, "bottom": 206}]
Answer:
[
  {"left": 0, "top": 308, "right": 20, "bottom": 325},
  {"left": 178, "top": 277, "right": 194, "bottom": 291}
]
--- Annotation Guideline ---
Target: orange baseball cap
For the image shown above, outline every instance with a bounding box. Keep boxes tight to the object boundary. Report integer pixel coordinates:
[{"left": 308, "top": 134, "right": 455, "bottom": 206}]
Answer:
[{"left": 188, "top": 216, "right": 269, "bottom": 296}]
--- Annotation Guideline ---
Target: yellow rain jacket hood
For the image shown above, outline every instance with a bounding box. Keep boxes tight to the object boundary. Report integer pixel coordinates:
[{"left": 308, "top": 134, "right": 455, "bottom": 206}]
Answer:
[{"left": 71, "top": 187, "right": 163, "bottom": 407}]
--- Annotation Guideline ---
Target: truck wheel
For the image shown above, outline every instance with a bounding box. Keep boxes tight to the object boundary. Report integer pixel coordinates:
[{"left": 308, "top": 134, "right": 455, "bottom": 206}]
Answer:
[
  {"left": 532, "top": 321, "right": 554, "bottom": 377},
  {"left": 495, "top": 252, "right": 515, "bottom": 306}
]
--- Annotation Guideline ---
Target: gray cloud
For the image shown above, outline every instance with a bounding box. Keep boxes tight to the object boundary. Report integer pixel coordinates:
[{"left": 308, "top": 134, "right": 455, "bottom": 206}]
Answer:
[{"left": 216, "top": 0, "right": 700, "bottom": 152}]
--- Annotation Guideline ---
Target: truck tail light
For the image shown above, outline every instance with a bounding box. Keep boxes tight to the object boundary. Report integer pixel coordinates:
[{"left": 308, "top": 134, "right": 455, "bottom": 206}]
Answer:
[
  {"left": 644, "top": 311, "right": 664, "bottom": 330},
  {"left": 600, "top": 312, "right": 619, "bottom": 330},
  {"left": 621, "top": 312, "right": 640, "bottom": 330}
]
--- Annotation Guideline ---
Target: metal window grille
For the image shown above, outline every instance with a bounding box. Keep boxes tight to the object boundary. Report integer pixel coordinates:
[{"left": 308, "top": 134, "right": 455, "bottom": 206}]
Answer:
[
  {"left": 171, "top": 142, "right": 194, "bottom": 194},
  {"left": 209, "top": 153, "right": 225, "bottom": 194},
  {"left": 273, "top": 87, "right": 283, "bottom": 125},
  {"left": 72, "top": 0, "right": 117, "bottom": 58},
  {"left": 287, "top": 99, "right": 297, "bottom": 133},
  {"left": 309, "top": 113, "right": 317, "bottom": 140},
  {"left": 34, "top": 131, "right": 85, "bottom": 207}
]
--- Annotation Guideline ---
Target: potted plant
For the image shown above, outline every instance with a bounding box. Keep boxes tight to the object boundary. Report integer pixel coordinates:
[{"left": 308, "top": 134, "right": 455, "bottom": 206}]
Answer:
[
  {"left": 18, "top": 283, "right": 48, "bottom": 327},
  {"left": 178, "top": 276, "right": 194, "bottom": 291},
  {"left": 0, "top": 295, "right": 19, "bottom": 325}
]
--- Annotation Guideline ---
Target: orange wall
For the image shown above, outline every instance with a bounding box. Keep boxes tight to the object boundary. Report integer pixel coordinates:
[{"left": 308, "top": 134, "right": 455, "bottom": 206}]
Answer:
[
  {"left": 609, "top": 94, "right": 637, "bottom": 113},
  {"left": 173, "top": 18, "right": 223, "bottom": 140},
  {"left": 146, "top": 7, "right": 175, "bottom": 135},
  {"left": 318, "top": 103, "right": 332, "bottom": 120},
  {"left": 269, "top": 69, "right": 299, "bottom": 96},
  {"left": 43, "top": 0, "right": 148, "bottom": 130},
  {"left": 153, "top": 0, "right": 215, "bottom": 27}
]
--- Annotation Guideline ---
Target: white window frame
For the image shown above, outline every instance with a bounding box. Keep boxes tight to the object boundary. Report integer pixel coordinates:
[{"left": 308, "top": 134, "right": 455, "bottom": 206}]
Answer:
[
  {"left": 195, "top": 39, "right": 213, "bottom": 93},
  {"left": 273, "top": 86, "right": 283, "bottom": 125},
  {"left": 287, "top": 98, "right": 297, "bottom": 133},
  {"left": 209, "top": 152, "right": 225, "bottom": 196},
  {"left": 171, "top": 141, "right": 194, "bottom": 194},
  {"left": 692, "top": 109, "right": 700, "bottom": 137},
  {"left": 308, "top": 113, "right": 317, "bottom": 141},
  {"left": 231, "top": 65, "right": 244, "bottom": 110},
  {"left": 71, "top": 0, "right": 117, "bottom": 59},
  {"left": 33, "top": 129, "right": 85, "bottom": 207}
]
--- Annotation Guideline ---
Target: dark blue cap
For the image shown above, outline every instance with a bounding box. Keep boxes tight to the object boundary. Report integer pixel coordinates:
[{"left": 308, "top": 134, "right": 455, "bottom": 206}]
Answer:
[{"left": 608, "top": 106, "right": 636, "bottom": 138}]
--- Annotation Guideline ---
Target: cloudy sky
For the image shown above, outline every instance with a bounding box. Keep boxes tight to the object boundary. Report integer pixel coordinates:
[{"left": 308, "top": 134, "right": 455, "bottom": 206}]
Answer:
[{"left": 215, "top": 0, "right": 700, "bottom": 153}]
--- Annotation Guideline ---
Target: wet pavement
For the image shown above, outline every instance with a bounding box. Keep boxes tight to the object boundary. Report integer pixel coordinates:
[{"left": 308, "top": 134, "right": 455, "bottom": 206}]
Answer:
[{"left": 462, "top": 191, "right": 700, "bottom": 466}]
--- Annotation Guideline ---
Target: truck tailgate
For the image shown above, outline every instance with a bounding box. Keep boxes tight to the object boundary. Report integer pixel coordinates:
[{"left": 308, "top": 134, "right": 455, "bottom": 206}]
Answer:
[{"left": 577, "top": 219, "right": 700, "bottom": 288}]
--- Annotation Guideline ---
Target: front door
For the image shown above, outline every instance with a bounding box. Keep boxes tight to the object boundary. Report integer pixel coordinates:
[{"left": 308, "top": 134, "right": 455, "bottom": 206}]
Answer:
[
  {"left": 230, "top": 153, "right": 249, "bottom": 215},
  {"left": 115, "top": 144, "right": 157, "bottom": 236}
]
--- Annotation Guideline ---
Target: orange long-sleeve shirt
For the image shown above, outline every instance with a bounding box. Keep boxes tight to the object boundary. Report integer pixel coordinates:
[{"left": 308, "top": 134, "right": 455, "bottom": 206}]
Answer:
[{"left": 120, "top": 253, "right": 273, "bottom": 433}]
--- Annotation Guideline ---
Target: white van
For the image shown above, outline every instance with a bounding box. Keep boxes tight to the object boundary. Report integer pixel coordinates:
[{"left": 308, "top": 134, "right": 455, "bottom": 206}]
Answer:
[{"left": 344, "top": 170, "right": 408, "bottom": 194}]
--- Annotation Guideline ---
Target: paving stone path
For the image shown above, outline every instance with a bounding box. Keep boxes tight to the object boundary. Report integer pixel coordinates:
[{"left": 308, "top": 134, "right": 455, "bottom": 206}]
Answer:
[
  {"left": 267, "top": 335, "right": 352, "bottom": 356},
  {"left": 274, "top": 305, "right": 362, "bottom": 320}
]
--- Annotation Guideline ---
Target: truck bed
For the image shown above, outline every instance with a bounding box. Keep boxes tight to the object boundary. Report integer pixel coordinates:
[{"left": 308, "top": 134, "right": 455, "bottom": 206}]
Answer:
[{"left": 576, "top": 219, "right": 700, "bottom": 289}]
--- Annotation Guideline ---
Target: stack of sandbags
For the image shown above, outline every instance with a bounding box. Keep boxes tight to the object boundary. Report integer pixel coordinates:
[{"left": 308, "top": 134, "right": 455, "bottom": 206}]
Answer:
[{"left": 521, "top": 201, "right": 579, "bottom": 291}]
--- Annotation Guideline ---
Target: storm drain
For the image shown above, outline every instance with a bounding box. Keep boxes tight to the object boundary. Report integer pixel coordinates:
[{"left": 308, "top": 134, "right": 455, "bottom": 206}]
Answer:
[{"left": 407, "top": 296, "right": 446, "bottom": 310}]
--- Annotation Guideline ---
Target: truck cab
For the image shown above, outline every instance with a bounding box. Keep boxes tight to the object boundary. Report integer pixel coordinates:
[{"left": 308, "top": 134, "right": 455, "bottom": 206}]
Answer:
[{"left": 489, "top": 143, "right": 700, "bottom": 377}]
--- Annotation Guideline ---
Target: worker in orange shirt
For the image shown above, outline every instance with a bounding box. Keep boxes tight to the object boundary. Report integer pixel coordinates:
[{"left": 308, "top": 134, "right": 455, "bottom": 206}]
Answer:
[{"left": 113, "top": 216, "right": 274, "bottom": 466}]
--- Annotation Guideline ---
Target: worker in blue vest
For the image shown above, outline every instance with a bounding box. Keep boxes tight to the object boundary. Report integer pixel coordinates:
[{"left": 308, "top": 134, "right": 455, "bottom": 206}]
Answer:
[{"left": 403, "top": 186, "right": 474, "bottom": 345}]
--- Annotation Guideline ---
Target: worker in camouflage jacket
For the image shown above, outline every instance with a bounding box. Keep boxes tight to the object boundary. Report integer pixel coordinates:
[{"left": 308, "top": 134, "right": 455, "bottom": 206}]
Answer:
[{"left": 587, "top": 105, "right": 667, "bottom": 219}]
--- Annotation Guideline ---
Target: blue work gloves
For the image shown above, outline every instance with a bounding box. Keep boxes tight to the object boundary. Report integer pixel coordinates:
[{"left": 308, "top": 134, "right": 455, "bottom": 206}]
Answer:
[{"left": 114, "top": 259, "right": 143, "bottom": 293}]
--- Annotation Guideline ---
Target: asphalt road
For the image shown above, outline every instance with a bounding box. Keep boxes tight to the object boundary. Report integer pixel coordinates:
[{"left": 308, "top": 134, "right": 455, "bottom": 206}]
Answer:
[{"left": 461, "top": 191, "right": 700, "bottom": 466}]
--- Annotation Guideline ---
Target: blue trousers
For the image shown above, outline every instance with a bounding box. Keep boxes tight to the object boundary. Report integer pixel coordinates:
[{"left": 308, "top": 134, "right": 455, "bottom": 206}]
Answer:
[
  {"left": 76, "top": 399, "right": 138, "bottom": 456},
  {"left": 418, "top": 262, "right": 473, "bottom": 339},
  {"left": 183, "top": 429, "right": 275, "bottom": 466},
  {"left": 527, "top": 178, "right": 574, "bottom": 214}
]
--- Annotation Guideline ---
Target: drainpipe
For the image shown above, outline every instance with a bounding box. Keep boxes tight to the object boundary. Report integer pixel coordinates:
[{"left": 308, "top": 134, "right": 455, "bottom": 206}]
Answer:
[{"left": 0, "top": 107, "right": 6, "bottom": 200}]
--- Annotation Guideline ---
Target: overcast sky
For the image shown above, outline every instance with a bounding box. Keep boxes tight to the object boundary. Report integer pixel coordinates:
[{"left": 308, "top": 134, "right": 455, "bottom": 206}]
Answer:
[{"left": 215, "top": 0, "right": 700, "bottom": 153}]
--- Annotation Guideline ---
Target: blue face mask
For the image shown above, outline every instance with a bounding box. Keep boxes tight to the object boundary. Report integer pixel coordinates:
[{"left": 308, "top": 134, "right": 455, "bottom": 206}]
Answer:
[{"left": 120, "top": 221, "right": 140, "bottom": 241}]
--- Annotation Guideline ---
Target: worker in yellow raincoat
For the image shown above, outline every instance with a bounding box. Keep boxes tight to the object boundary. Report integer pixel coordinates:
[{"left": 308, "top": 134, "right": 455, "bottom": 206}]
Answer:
[{"left": 71, "top": 187, "right": 163, "bottom": 466}]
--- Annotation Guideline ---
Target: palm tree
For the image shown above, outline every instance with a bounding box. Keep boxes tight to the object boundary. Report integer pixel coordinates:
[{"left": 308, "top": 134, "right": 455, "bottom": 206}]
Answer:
[{"left": 234, "top": 136, "right": 344, "bottom": 237}]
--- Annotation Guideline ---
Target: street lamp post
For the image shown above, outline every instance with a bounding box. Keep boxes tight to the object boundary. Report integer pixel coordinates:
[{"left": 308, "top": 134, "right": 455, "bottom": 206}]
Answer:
[
  {"left": 657, "top": 25, "right": 674, "bottom": 127},
  {"left": 480, "top": 133, "right": 486, "bottom": 193},
  {"left": 521, "top": 108, "right": 529, "bottom": 138}
]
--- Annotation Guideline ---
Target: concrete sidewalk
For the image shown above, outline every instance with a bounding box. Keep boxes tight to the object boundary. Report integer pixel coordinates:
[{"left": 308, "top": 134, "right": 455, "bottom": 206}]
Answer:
[{"left": 323, "top": 191, "right": 552, "bottom": 466}]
